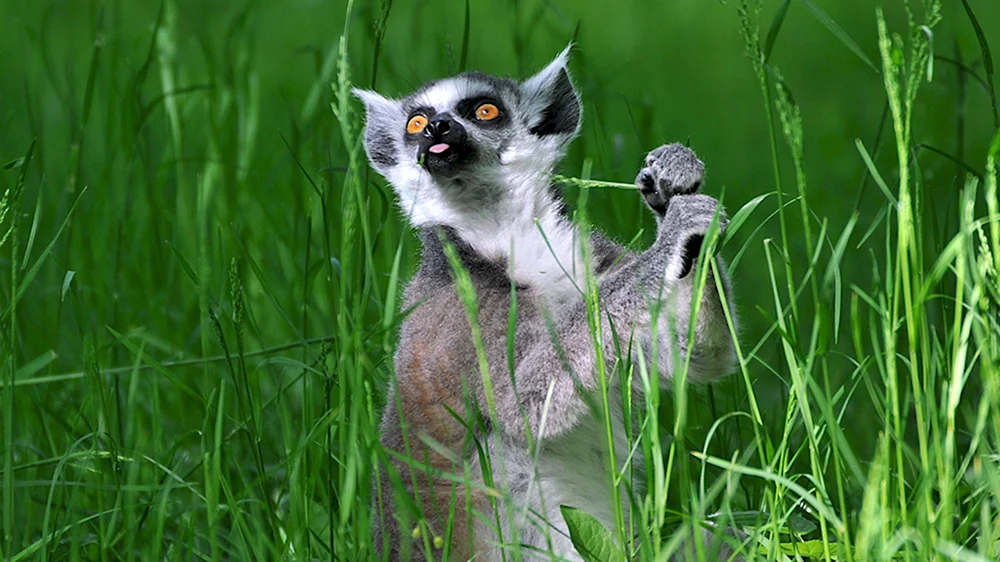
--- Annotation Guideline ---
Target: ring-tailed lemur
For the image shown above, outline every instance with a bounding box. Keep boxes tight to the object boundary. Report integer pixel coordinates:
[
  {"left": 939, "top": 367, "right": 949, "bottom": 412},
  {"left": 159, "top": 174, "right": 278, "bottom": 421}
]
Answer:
[{"left": 355, "top": 47, "right": 739, "bottom": 561}]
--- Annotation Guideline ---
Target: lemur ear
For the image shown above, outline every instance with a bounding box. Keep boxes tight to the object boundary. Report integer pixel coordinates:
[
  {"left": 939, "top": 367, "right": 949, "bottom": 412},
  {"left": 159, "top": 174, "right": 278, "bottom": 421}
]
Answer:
[
  {"left": 353, "top": 88, "right": 403, "bottom": 172},
  {"left": 519, "top": 45, "right": 582, "bottom": 139}
]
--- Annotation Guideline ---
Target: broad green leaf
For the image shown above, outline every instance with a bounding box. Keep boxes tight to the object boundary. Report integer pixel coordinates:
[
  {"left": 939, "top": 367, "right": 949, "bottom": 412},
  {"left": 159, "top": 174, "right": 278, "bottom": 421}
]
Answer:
[
  {"left": 560, "top": 505, "right": 626, "bottom": 562},
  {"left": 772, "top": 539, "right": 841, "bottom": 559}
]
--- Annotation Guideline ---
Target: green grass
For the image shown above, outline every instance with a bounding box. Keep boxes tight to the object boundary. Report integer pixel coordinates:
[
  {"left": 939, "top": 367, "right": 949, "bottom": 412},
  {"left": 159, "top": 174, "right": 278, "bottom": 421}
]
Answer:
[{"left": 1, "top": 0, "right": 1000, "bottom": 559}]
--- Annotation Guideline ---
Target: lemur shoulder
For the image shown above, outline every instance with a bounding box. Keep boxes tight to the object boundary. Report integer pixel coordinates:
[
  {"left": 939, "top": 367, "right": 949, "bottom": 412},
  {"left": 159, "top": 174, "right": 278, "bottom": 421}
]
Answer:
[{"left": 355, "top": 47, "right": 739, "bottom": 562}]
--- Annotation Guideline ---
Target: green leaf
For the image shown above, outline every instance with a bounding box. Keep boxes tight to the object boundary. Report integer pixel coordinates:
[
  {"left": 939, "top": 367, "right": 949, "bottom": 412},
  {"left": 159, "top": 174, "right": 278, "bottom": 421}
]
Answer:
[
  {"left": 724, "top": 192, "right": 772, "bottom": 243},
  {"left": 1, "top": 186, "right": 85, "bottom": 324},
  {"left": 690, "top": 452, "right": 845, "bottom": 533},
  {"left": 785, "top": 513, "right": 818, "bottom": 535},
  {"left": 772, "top": 539, "right": 842, "bottom": 559},
  {"left": 167, "top": 242, "right": 199, "bottom": 285},
  {"left": 990, "top": 127, "right": 1000, "bottom": 159},
  {"left": 459, "top": 0, "right": 470, "bottom": 73},
  {"left": 560, "top": 505, "right": 626, "bottom": 562},
  {"left": 763, "top": 0, "right": 792, "bottom": 63},
  {"left": 960, "top": 0, "right": 998, "bottom": 129},
  {"left": 61, "top": 270, "right": 75, "bottom": 302},
  {"left": 822, "top": 212, "right": 858, "bottom": 289},
  {"left": 854, "top": 138, "right": 897, "bottom": 206},
  {"left": 721, "top": 509, "right": 817, "bottom": 535},
  {"left": 13, "top": 350, "right": 58, "bottom": 382},
  {"left": 1, "top": 157, "right": 25, "bottom": 171},
  {"left": 551, "top": 174, "right": 637, "bottom": 191},
  {"left": 799, "top": 0, "right": 877, "bottom": 73},
  {"left": 381, "top": 237, "right": 405, "bottom": 332}
]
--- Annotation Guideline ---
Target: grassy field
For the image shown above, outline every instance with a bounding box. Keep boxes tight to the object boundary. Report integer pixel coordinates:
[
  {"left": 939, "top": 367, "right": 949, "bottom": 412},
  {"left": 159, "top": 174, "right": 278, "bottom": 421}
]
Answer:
[{"left": 2, "top": 0, "right": 1000, "bottom": 559}]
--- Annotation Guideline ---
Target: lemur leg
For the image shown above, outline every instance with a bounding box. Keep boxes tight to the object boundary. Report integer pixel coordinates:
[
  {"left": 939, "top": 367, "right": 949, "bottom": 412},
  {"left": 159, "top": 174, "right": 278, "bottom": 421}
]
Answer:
[{"left": 494, "top": 144, "right": 736, "bottom": 443}]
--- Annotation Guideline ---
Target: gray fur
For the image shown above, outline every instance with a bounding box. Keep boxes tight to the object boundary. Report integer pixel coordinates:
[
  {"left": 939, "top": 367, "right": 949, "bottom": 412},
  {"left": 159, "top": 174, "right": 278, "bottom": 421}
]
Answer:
[{"left": 358, "top": 49, "right": 739, "bottom": 561}]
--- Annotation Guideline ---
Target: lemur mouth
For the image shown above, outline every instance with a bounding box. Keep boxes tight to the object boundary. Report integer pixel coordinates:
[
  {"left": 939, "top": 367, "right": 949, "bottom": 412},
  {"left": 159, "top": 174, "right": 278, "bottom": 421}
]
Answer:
[
  {"left": 419, "top": 139, "right": 473, "bottom": 178},
  {"left": 418, "top": 115, "right": 475, "bottom": 178}
]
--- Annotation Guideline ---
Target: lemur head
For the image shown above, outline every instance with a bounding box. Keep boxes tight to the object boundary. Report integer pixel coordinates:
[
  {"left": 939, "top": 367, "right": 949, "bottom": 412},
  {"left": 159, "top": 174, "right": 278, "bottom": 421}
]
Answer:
[{"left": 354, "top": 46, "right": 581, "bottom": 226}]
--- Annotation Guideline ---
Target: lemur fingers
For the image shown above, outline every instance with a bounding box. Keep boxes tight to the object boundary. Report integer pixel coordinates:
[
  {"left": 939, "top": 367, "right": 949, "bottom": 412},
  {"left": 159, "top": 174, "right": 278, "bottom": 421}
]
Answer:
[{"left": 636, "top": 143, "right": 705, "bottom": 217}]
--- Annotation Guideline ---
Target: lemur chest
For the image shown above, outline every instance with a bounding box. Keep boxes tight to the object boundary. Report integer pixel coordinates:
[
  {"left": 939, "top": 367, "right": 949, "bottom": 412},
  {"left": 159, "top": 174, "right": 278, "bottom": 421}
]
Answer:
[{"left": 456, "top": 213, "right": 588, "bottom": 314}]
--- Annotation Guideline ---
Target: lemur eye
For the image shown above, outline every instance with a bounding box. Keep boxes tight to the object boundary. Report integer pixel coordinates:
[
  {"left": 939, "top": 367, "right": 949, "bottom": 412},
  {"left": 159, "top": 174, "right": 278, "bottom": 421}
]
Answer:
[
  {"left": 475, "top": 103, "right": 500, "bottom": 121},
  {"left": 407, "top": 115, "right": 428, "bottom": 134}
]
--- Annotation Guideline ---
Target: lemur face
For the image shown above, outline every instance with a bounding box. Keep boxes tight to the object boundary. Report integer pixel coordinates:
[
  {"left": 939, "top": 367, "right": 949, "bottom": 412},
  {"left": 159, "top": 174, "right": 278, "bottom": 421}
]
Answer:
[
  {"left": 398, "top": 72, "right": 520, "bottom": 179},
  {"left": 354, "top": 47, "right": 582, "bottom": 226}
]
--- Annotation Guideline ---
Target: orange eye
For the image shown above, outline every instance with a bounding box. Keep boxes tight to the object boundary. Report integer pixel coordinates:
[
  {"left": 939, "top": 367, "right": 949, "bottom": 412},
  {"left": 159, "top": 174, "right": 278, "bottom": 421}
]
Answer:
[
  {"left": 407, "top": 115, "right": 427, "bottom": 134},
  {"left": 475, "top": 103, "right": 500, "bottom": 121}
]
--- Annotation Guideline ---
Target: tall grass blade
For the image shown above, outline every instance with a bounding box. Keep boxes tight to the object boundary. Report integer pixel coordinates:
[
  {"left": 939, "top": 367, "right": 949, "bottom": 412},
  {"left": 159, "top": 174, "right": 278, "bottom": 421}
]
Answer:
[
  {"left": 959, "top": 0, "right": 999, "bottom": 128},
  {"left": 764, "top": 0, "right": 792, "bottom": 63},
  {"left": 799, "top": 0, "right": 878, "bottom": 72}
]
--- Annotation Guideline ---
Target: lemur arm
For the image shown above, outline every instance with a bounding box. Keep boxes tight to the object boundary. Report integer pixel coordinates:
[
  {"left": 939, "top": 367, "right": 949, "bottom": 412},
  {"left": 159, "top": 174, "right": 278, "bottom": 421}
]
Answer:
[{"left": 492, "top": 145, "right": 738, "bottom": 443}]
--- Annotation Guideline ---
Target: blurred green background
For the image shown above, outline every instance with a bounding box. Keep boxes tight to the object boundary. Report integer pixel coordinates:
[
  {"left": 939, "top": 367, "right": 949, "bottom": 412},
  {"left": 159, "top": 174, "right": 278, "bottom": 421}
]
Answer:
[{"left": 1, "top": 0, "right": 998, "bottom": 557}]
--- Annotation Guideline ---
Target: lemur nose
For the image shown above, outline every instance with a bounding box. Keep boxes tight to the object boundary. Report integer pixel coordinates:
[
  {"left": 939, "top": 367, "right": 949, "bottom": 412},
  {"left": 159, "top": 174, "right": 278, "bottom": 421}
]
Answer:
[{"left": 424, "top": 115, "right": 452, "bottom": 139}]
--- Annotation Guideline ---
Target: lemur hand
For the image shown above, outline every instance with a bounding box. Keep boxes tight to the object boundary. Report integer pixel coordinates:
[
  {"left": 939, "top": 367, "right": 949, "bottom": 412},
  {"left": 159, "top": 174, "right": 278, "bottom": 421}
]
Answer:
[
  {"left": 636, "top": 144, "right": 724, "bottom": 279},
  {"left": 635, "top": 143, "right": 705, "bottom": 217}
]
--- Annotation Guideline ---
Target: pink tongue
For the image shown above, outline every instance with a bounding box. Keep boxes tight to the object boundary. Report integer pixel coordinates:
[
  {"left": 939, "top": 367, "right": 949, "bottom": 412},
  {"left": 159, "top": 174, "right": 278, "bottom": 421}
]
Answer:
[{"left": 429, "top": 143, "right": 450, "bottom": 154}]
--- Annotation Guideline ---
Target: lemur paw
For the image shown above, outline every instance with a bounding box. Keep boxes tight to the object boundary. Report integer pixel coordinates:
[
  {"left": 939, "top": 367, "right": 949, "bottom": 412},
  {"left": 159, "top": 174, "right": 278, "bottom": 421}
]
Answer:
[
  {"left": 659, "top": 194, "right": 728, "bottom": 278},
  {"left": 635, "top": 143, "right": 705, "bottom": 217}
]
